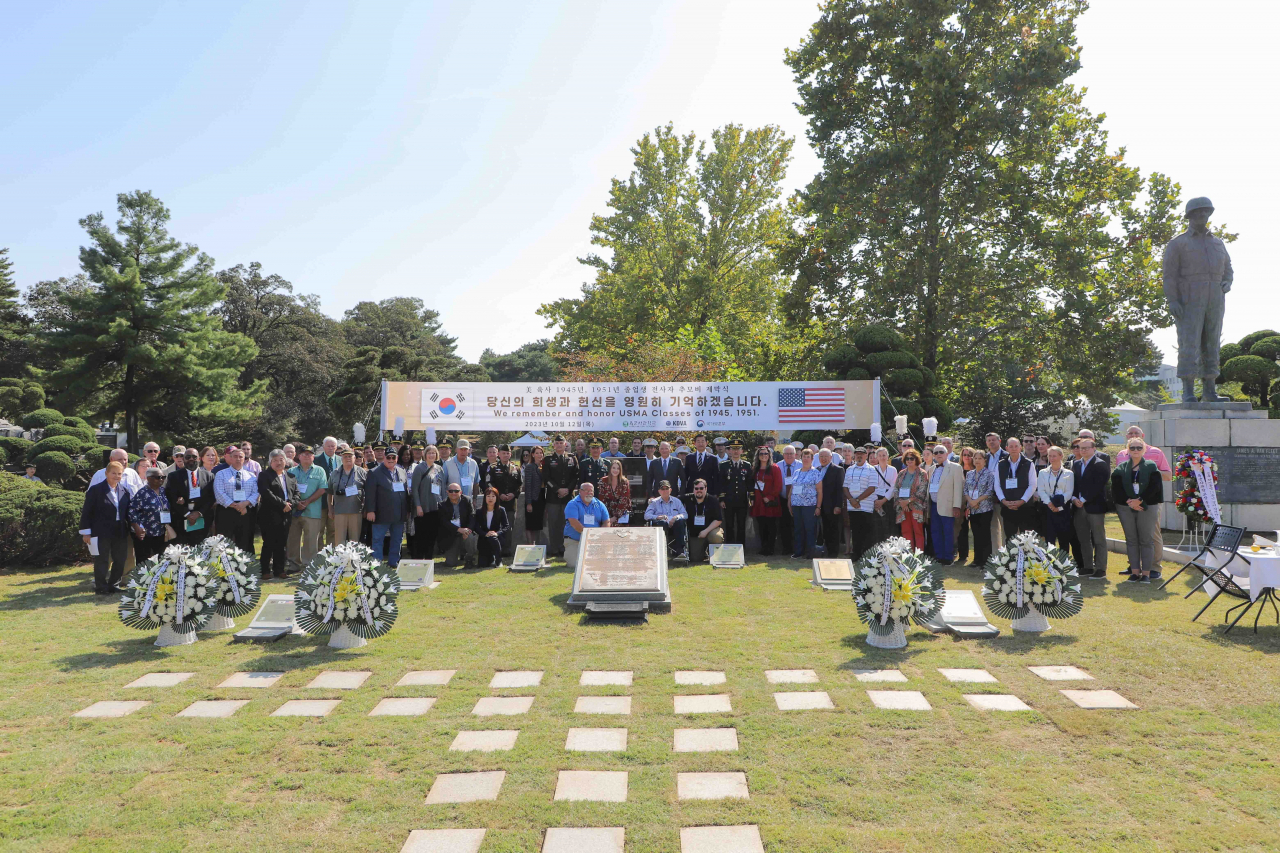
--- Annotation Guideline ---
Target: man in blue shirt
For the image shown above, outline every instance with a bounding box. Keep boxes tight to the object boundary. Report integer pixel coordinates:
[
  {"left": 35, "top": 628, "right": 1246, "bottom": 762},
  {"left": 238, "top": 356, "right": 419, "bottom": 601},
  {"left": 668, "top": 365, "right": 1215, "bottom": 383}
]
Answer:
[
  {"left": 645, "top": 479, "right": 689, "bottom": 560},
  {"left": 564, "top": 482, "right": 612, "bottom": 569}
]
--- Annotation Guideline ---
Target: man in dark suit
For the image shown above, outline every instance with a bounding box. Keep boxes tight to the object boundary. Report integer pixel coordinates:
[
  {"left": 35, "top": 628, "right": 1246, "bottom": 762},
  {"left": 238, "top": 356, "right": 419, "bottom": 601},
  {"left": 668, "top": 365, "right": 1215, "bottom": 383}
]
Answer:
[
  {"left": 684, "top": 433, "right": 721, "bottom": 497},
  {"left": 166, "top": 448, "right": 214, "bottom": 545},
  {"left": 257, "top": 449, "right": 300, "bottom": 579},
  {"left": 437, "top": 482, "right": 476, "bottom": 567},
  {"left": 78, "top": 463, "right": 132, "bottom": 594},
  {"left": 1071, "top": 437, "right": 1111, "bottom": 579},
  {"left": 718, "top": 441, "right": 752, "bottom": 545},
  {"left": 817, "top": 448, "right": 845, "bottom": 557},
  {"left": 648, "top": 441, "right": 684, "bottom": 498},
  {"left": 364, "top": 447, "right": 410, "bottom": 568}
]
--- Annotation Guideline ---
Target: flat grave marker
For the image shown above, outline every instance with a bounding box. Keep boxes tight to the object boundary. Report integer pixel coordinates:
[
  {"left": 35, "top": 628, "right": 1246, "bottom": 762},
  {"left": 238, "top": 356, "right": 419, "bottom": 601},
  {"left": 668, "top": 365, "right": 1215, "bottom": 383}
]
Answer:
[
  {"left": 218, "top": 671, "right": 284, "bottom": 688},
  {"left": 177, "top": 700, "right": 249, "bottom": 718},
  {"left": 553, "top": 770, "right": 628, "bottom": 802},
  {"left": 574, "top": 696, "right": 632, "bottom": 715},
  {"left": 233, "top": 593, "right": 304, "bottom": 642},
  {"left": 565, "top": 727, "right": 627, "bottom": 752},
  {"left": 73, "top": 701, "right": 149, "bottom": 718},
  {"left": 396, "top": 670, "right": 456, "bottom": 687},
  {"left": 852, "top": 669, "right": 907, "bottom": 683},
  {"left": 677, "top": 771, "right": 749, "bottom": 801},
  {"left": 674, "top": 694, "right": 732, "bottom": 714},
  {"left": 369, "top": 697, "right": 435, "bottom": 716},
  {"left": 773, "top": 691, "right": 834, "bottom": 711},
  {"left": 580, "top": 670, "right": 633, "bottom": 686},
  {"left": 450, "top": 730, "right": 519, "bottom": 752},
  {"left": 675, "top": 670, "right": 725, "bottom": 686},
  {"left": 765, "top": 669, "right": 818, "bottom": 684},
  {"left": 271, "top": 699, "right": 340, "bottom": 717},
  {"left": 542, "top": 827, "right": 624, "bottom": 853},
  {"left": 811, "top": 558, "right": 854, "bottom": 591},
  {"left": 938, "top": 668, "right": 998, "bottom": 683},
  {"left": 510, "top": 545, "right": 547, "bottom": 572},
  {"left": 709, "top": 543, "right": 745, "bottom": 568},
  {"left": 425, "top": 771, "right": 506, "bottom": 804},
  {"left": 125, "top": 672, "right": 194, "bottom": 688},
  {"left": 680, "top": 825, "right": 765, "bottom": 853},
  {"left": 673, "top": 728, "right": 739, "bottom": 752},
  {"left": 472, "top": 696, "right": 534, "bottom": 716},
  {"left": 867, "top": 690, "right": 931, "bottom": 711},
  {"left": 399, "top": 828, "right": 486, "bottom": 853},
  {"left": 965, "top": 694, "right": 1032, "bottom": 712},
  {"left": 1061, "top": 689, "right": 1138, "bottom": 709},
  {"left": 1029, "top": 665, "right": 1093, "bottom": 681},
  {"left": 306, "top": 670, "right": 371, "bottom": 690},
  {"left": 490, "top": 670, "right": 543, "bottom": 689},
  {"left": 925, "top": 588, "right": 999, "bottom": 637}
]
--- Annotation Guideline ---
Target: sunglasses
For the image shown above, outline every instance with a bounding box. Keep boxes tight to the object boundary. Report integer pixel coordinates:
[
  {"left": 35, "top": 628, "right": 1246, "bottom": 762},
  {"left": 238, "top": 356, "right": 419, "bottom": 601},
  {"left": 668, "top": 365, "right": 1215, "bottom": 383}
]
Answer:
[{"left": 447, "top": 488, "right": 461, "bottom": 493}]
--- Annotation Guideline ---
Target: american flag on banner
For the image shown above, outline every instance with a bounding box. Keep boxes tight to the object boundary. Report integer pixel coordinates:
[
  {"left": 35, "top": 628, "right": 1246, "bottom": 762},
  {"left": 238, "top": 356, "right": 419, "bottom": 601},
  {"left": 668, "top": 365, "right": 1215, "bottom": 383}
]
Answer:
[{"left": 777, "top": 387, "right": 846, "bottom": 424}]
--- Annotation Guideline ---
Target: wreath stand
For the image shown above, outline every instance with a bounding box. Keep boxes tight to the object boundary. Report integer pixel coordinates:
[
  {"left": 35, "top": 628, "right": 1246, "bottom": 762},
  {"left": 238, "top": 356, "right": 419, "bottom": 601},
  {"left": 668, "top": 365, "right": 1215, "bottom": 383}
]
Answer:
[
  {"left": 328, "top": 624, "right": 367, "bottom": 649},
  {"left": 155, "top": 624, "right": 198, "bottom": 647},
  {"left": 1010, "top": 604, "right": 1050, "bottom": 633},
  {"left": 205, "top": 613, "right": 235, "bottom": 631},
  {"left": 866, "top": 621, "right": 907, "bottom": 649}
]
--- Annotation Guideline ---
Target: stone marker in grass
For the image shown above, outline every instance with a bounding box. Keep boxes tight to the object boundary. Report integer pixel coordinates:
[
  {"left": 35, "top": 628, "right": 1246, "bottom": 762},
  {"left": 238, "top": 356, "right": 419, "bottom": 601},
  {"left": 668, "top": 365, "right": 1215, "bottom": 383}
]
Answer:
[
  {"left": 1029, "top": 665, "right": 1093, "bottom": 681},
  {"left": 673, "top": 728, "right": 739, "bottom": 752},
  {"left": 218, "top": 671, "right": 284, "bottom": 688},
  {"left": 472, "top": 696, "right": 534, "bottom": 716},
  {"left": 73, "top": 701, "right": 149, "bottom": 718},
  {"left": 964, "top": 694, "right": 1032, "bottom": 711},
  {"left": 542, "top": 827, "right": 624, "bottom": 853},
  {"left": 490, "top": 670, "right": 544, "bottom": 688},
  {"left": 938, "top": 668, "right": 998, "bottom": 683},
  {"left": 565, "top": 727, "right": 627, "bottom": 752},
  {"left": 450, "top": 730, "right": 519, "bottom": 752},
  {"left": 306, "top": 670, "right": 372, "bottom": 690},
  {"left": 852, "top": 669, "right": 907, "bottom": 683},
  {"left": 580, "top": 670, "right": 633, "bottom": 686},
  {"left": 677, "top": 771, "right": 749, "bottom": 801},
  {"left": 425, "top": 771, "right": 506, "bottom": 804},
  {"left": 674, "top": 694, "right": 732, "bottom": 714},
  {"left": 773, "top": 691, "right": 834, "bottom": 711},
  {"left": 369, "top": 697, "right": 435, "bottom": 716},
  {"left": 866, "top": 690, "right": 931, "bottom": 711},
  {"left": 679, "top": 825, "right": 765, "bottom": 853},
  {"left": 271, "top": 699, "right": 340, "bottom": 717},
  {"left": 1061, "top": 689, "right": 1138, "bottom": 709},
  {"left": 574, "top": 696, "right": 632, "bottom": 715},
  {"left": 399, "top": 828, "right": 486, "bottom": 853},
  {"left": 177, "top": 700, "right": 249, "bottom": 718},
  {"left": 396, "top": 670, "right": 457, "bottom": 687},
  {"left": 764, "top": 669, "right": 818, "bottom": 684},
  {"left": 675, "top": 671, "right": 725, "bottom": 686},
  {"left": 553, "top": 770, "right": 628, "bottom": 802},
  {"left": 125, "top": 672, "right": 194, "bottom": 688}
]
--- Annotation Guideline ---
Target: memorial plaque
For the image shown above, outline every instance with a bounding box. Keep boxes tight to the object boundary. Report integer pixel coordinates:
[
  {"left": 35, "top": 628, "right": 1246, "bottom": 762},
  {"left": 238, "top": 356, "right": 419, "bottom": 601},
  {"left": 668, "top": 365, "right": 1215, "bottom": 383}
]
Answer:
[
  {"left": 1199, "top": 446, "right": 1280, "bottom": 503},
  {"left": 811, "top": 559, "right": 854, "bottom": 590},
  {"left": 510, "top": 545, "right": 546, "bottom": 572},
  {"left": 922, "top": 588, "right": 999, "bottom": 637},
  {"left": 398, "top": 559, "right": 436, "bottom": 590},
  {"left": 568, "top": 527, "right": 670, "bottom": 607},
  {"left": 622, "top": 457, "right": 649, "bottom": 523},
  {"left": 709, "top": 543, "right": 745, "bottom": 568},
  {"left": 233, "top": 593, "right": 303, "bottom": 642}
]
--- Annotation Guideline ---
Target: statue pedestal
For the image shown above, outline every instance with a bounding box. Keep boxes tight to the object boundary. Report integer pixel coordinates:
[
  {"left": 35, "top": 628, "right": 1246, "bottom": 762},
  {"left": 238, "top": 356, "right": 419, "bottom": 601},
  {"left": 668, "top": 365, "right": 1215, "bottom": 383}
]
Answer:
[{"left": 1137, "top": 404, "right": 1280, "bottom": 533}]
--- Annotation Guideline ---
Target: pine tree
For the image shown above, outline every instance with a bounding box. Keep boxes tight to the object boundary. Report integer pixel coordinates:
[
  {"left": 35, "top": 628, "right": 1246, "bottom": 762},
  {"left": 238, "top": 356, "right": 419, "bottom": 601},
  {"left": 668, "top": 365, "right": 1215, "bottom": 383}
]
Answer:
[
  {"left": 43, "top": 191, "right": 264, "bottom": 451},
  {"left": 0, "top": 248, "right": 32, "bottom": 378}
]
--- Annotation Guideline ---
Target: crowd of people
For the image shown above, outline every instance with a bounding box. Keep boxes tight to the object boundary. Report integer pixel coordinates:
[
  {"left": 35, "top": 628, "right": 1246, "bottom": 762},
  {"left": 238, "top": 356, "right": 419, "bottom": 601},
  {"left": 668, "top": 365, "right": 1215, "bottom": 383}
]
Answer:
[{"left": 76, "top": 425, "right": 1172, "bottom": 595}]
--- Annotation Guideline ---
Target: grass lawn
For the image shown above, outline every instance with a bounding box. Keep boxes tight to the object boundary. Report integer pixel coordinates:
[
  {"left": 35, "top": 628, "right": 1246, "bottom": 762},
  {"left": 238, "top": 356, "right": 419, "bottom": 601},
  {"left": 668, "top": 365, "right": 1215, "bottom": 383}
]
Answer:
[{"left": 1, "top": 546, "right": 1278, "bottom": 852}]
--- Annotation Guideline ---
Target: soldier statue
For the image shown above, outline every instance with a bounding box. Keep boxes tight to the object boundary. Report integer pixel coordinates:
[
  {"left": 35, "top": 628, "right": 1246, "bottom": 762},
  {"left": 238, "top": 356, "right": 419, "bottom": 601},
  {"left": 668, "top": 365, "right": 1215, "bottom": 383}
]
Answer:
[{"left": 1162, "top": 197, "right": 1234, "bottom": 402}]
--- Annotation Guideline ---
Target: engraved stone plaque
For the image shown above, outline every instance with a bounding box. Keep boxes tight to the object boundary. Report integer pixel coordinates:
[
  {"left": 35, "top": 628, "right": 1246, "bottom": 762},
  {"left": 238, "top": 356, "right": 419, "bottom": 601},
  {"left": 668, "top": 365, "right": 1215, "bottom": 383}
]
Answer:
[
  {"left": 811, "top": 559, "right": 854, "bottom": 590},
  {"left": 233, "top": 593, "right": 303, "bottom": 642},
  {"left": 709, "top": 543, "right": 745, "bottom": 568},
  {"left": 398, "top": 559, "right": 435, "bottom": 589},
  {"left": 568, "top": 527, "right": 669, "bottom": 606},
  {"left": 511, "top": 545, "right": 546, "bottom": 572}
]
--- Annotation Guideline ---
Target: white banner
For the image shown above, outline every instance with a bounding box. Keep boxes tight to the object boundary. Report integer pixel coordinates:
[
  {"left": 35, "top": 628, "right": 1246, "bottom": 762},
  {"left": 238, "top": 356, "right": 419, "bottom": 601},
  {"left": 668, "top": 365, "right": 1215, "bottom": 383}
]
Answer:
[{"left": 381, "top": 380, "right": 879, "bottom": 432}]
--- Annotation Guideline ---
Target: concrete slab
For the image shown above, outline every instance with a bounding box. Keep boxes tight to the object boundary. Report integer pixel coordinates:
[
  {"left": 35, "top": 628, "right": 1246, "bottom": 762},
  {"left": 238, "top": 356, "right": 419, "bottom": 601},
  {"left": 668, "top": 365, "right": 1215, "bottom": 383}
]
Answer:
[
  {"left": 674, "top": 694, "right": 732, "bottom": 714},
  {"left": 553, "top": 770, "right": 628, "bottom": 802},
  {"left": 938, "top": 668, "right": 998, "bottom": 683},
  {"left": 565, "top": 727, "right": 628, "bottom": 752},
  {"left": 125, "top": 672, "right": 194, "bottom": 688},
  {"left": 1028, "top": 665, "right": 1093, "bottom": 681},
  {"left": 773, "top": 691, "right": 834, "bottom": 710},
  {"left": 400, "top": 828, "right": 486, "bottom": 853},
  {"left": 425, "top": 770, "right": 506, "bottom": 804},
  {"left": 580, "top": 670, "right": 633, "bottom": 686},
  {"left": 396, "top": 670, "right": 456, "bottom": 687},
  {"left": 218, "top": 671, "right": 284, "bottom": 688},
  {"left": 490, "top": 670, "right": 543, "bottom": 688},
  {"left": 574, "top": 696, "right": 632, "bottom": 715},
  {"left": 271, "top": 699, "right": 340, "bottom": 717},
  {"left": 675, "top": 671, "right": 726, "bottom": 685},
  {"left": 764, "top": 669, "right": 819, "bottom": 684},
  {"left": 369, "top": 697, "right": 436, "bottom": 716},
  {"left": 177, "top": 700, "right": 249, "bottom": 718},
  {"left": 542, "top": 827, "right": 624, "bottom": 853},
  {"left": 450, "top": 730, "right": 519, "bottom": 752},
  {"left": 305, "top": 670, "right": 371, "bottom": 690},
  {"left": 1061, "top": 689, "right": 1139, "bottom": 709},
  {"left": 73, "top": 701, "right": 150, "bottom": 718},
  {"left": 673, "top": 728, "right": 739, "bottom": 753},
  {"left": 964, "top": 694, "right": 1032, "bottom": 711},
  {"left": 679, "top": 825, "right": 765, "bottom": 853},
  {"left": 852, "top": 669, "right": 907, "bottom": 682},
  {"left": 677, "top": 771, "right": 749, "bottom": 801},
  {"left": 867, "top": 690, "right": 931, "bottom": 711},
  {"left": 472, "top": 696, "right": 534, "bottom": 716}
]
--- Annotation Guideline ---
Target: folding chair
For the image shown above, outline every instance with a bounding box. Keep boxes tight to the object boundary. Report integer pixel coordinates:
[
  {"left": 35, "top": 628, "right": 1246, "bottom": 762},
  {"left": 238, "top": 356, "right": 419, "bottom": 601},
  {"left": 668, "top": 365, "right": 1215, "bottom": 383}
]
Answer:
[
  {"left": 1196, "top": 568, "right": 1280, "bottom": 633},
  {"left": 1160, "top": 523, "right": 1245, "bottom": 592}
]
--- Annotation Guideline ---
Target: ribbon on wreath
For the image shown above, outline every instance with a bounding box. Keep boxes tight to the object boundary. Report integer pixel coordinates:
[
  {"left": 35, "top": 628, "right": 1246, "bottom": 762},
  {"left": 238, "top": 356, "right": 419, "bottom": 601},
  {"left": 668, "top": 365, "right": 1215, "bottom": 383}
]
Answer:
[
  {"left": 1014, "top": 548, "right": 1025, "bottom": 609},
  {"left": 879, "top": 557, "right": 894, "bottom": 626},
  {"left": 322, "top": 554, "right": 349, "bottom": 622},
  {"left": 139, "top": 560, "right": 170, "bottom": 620},
  {"left": 1192, "top": 463, "right": 1222, "bottom": 524},
  {"left": 174, "top": 557, "right": 187, "bottom": 624}
]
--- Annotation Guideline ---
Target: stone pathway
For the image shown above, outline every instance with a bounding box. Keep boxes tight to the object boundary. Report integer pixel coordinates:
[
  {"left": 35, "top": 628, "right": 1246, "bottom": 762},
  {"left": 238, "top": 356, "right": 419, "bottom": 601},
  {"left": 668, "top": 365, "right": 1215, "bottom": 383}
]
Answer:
[{"left": 553, "top": 770, "right": 628, "bottom": 802}]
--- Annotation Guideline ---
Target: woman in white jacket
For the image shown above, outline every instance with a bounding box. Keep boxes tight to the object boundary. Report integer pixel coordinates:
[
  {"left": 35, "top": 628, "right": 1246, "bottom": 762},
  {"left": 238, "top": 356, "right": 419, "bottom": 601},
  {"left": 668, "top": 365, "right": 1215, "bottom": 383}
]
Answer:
[{"left": 1036, "top": 446, "right": 1075, "bottom": 550}]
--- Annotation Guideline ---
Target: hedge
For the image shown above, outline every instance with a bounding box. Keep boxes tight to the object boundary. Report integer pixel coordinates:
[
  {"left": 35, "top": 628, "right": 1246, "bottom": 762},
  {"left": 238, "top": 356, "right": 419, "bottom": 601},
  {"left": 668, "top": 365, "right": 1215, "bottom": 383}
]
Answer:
[
  {"left": 0, "top": 483, "right": 85, "bottom": 568},
  {"left": 1238, "top": 329, "right": 1279, "bottom": 353},
  {"left": 883, "top": 367, "right": 924, "bottom": 396},
  {"left": 1248, "top": 335, "right": 1280, "bottom": 361},
  {"left": 26, "top": 434, "right": 87, "bottom": 462},
  {"left": 20, "top": 408, "right": 65, "bottom": 430},
  {"left": 918, "top": 396, "right": 955, "bottom": 429},
  {"left": 863, "top": 350, "right": 916, "bottom": 375},
  {"left": 1218, "top": 342, "right": 1242, "bottom": 364},
  {"left": 853, "top": 325, "right": 906, "bottom": 354},
  {"left": 822, "top": 343, "right": 863, "bottom": 377},
  {"left": 31, "top": 451, "right": 76, "bottom": 484},
  {"left": 0, "top": 436, "right": 33, "bottom": 461},
  {"left": 40, "top": 423, "right": 97, "bottom": 444}
]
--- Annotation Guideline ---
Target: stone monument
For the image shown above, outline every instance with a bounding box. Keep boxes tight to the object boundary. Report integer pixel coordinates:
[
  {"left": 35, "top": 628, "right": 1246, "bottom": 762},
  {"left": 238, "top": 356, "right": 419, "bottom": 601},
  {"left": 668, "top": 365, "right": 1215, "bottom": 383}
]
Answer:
[
  {"left": 1139, "top": 197, "right": 1280, "bottom": 532},
  {"left": 567, "top": 526, "right": 671, "bottom": 615}
]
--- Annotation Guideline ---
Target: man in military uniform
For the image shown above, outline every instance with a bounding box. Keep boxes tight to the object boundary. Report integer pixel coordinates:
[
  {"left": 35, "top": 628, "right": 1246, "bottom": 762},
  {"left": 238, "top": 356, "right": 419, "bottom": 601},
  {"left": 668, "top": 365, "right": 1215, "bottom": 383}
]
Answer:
[
  {"left": 719, "top": 441, "right": 752, "bottom": 545},
  {"left": 488, "top": 443, "right": 522, "bottom": 556},
  {"left": 438, "top": 440, "right": 453, "bottom": 467},
  {"left": 579, "top": 440, "right": 610, "bottom": 493},
  {"left": 714, "top": 437, "right": 729, "bottom": 464},
  {"left": 477, "top": 444, "right": 500, "bottom": 491},
  {"left": 1163, "top": 196, "right": 1234, "bottom": 402},
  {"left": 368, "top": 443, "right": 384, "bottom": 470},
  {"left": 685, "top": 433, "right": 721, "bottom": 497},
  {"left": 542, "top": 434, "right": 579, "bottom": 558}
]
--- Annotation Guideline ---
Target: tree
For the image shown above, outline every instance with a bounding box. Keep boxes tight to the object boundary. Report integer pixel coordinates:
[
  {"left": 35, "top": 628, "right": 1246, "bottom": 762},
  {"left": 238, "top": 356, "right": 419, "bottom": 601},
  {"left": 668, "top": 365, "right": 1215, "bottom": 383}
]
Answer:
[
  {"left": 1220, "top": 356, "right": 1278, "bottom": 407},
  {"left": 539, "top": 123, "right": 801, "bottom": 376},
  {"left": 479, "top": 340, "right": 559, "bottom": 382},
  {"left": 215, "top": 262, "right": 348, "bottom": 446},
  {"left": 39, "top": 191, "right": 264, "bottom": 451},
  {"left": 0, "top": 248, "right": 32, "bottom": 378},
  {"left": 784, "top": 1, "right": 1190, "bottom": 436}
]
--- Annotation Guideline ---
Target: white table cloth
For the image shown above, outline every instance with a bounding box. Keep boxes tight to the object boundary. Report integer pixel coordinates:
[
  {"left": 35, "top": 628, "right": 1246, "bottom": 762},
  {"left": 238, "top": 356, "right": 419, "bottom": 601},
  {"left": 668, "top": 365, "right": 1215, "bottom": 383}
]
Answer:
[{"left": 1204, "top": 547, "right": 1280, "bottom": 601}]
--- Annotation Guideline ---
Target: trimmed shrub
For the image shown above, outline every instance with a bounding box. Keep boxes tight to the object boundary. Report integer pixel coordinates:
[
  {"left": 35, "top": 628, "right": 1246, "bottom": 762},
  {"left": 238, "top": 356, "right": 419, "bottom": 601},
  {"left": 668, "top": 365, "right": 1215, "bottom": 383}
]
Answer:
[
  {"left": 0, "top": 436, "right": 33, "bottom": 461},
  {"left": 26, "top": 435, "right": 87, "bottom": 462},
  {"left": 1248, "top": 335, "right": 1280, "bottom": 361},
  {"left": 0, "top": 472, "right": 42, "bottom": 496},
  {"left": 844, "top": 366, "right": 870, "bottom": 381},
  {"left": 822, "top": 343, "right": 863, "bottom": 378},
  {"left": 0, "top": 446, "right": 6, "bottom": 465},
  {"left": 863, "top": 350, "right": 916, "bottom": 375},
  {"left": 1220, "top": 355, "right": 1279, "bottom": 404},
  {"left": 41, "top": 423, "right": 97, "bottom": 444},
  {"left": 919, "top": 366, "right": 937, "bottom": 393},
  {"left": 0, "top": 486, "right": 85, "bottom": 568},
  {"left": 885, "top": 399, "right": 924, "bottom": 424},
  {"left": 883, "top": 367, "right": 925, "bottom": 396},
  {"left": 61, "top": 416, "right": 93, "bottom": 431},
  {"left": 0, "top": 387, "right": 19, "bottom": 419},
  {"left": 853, "top": 325, "right": 906, "bottom": 354},
  {"left": 1218, "top": 342, "right": 1242, "bottom": 364},
  {"left": 918, "top": 396, "right": 955, "bottom": 429},
  {"left": 31, "top": 451, "right": 76, "bottom": 484},
  {"left": 21, "top": 408, "right": 64, "bottom": 430},
  {"left": 1238, "top": 329, "right": 1279, "bottom": 353}
]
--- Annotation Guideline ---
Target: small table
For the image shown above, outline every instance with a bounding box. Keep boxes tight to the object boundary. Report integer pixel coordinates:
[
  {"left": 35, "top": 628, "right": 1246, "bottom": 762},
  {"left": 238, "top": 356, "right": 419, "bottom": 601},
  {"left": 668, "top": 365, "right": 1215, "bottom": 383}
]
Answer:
[{"left": 1207, "top": 548, "right": 1280, "bottom": 601}]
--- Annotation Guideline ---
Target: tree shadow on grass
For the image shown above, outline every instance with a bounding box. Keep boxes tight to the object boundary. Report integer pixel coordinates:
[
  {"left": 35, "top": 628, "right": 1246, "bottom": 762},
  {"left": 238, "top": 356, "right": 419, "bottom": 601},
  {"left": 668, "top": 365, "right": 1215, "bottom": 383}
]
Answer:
[
  {"left": 56, "top": 636, "right": 187, "bottom": 671},
  {"left": 0, "top": 570, "right": 99, "bottom": 611}
]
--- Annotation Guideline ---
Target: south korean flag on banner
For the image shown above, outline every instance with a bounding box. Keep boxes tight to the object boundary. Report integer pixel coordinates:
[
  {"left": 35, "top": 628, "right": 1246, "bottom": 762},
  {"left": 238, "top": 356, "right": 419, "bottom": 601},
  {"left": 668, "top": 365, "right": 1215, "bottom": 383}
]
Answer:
[{"left": 422, "top": 390, "right": 468, "bottom": 422}]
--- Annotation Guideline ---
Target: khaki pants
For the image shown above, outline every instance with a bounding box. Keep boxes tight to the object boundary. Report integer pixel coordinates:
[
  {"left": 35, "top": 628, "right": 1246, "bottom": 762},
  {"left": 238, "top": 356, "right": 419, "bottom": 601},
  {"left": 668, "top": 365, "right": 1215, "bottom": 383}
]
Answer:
[
  {"left": 689, "top": 526, "right": 725, "bottom": 562},
  {"left": 323, "top": 511, "right": 335, "bottom": 547},
  {"left": 287, "top": 515, "right": 324, "bottom": 569},
  {"left": 440, "top": 532, "right": 478, "bottom": 567},
  {"left": 332, "top": 513, "right": 363, "bottom": 545},
  {"left": 990, "top": 507, "right": 1004, "bottom": 555},
  {"left": 565, "top": 536, "right": 581, "bottom": 571}
]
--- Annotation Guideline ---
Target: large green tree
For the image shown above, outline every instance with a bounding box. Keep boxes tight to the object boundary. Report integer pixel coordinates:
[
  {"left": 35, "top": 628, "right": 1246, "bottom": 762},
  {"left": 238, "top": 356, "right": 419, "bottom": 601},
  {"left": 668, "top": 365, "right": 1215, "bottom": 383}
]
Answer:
[
  {"left": 40, "top": 191, "right": 263, "bottom": 451},
  {"left": 215, "top": 262, "right": 348, "bottom": 447},
  {"left": 784, "top": 0, "right": 1184, "bottom": 433},
  {"left": 539, "top": 123, "right": 801, "bottom": 377},
  {"left": 0, "top": 248, "right": 33, "bottom": 378},
  {"left": 479, "top": 340, "right": 559, "bottom": 382}
]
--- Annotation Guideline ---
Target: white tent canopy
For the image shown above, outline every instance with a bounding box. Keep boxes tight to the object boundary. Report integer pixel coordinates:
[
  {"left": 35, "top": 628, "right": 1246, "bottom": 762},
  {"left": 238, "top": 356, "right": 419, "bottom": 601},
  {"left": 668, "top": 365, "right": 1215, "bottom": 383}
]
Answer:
[{"left": 509, "top": 431, "right": 550, "bottom": 447}]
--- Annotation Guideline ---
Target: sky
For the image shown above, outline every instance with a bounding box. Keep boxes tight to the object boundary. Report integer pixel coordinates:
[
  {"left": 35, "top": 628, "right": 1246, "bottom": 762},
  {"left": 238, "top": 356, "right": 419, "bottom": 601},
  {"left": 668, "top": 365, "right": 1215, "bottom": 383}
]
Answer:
[{"left": 1, "top": 0, "right": 1276, "bottom": 366}]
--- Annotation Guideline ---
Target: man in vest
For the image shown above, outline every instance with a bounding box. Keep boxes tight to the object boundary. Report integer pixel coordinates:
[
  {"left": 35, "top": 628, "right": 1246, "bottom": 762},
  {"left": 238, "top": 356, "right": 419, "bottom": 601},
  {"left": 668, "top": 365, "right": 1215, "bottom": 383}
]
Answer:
[{"left": 994, "top": 437, "right": 1037, "bottom": 537}]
